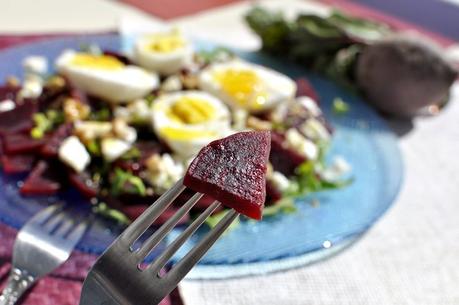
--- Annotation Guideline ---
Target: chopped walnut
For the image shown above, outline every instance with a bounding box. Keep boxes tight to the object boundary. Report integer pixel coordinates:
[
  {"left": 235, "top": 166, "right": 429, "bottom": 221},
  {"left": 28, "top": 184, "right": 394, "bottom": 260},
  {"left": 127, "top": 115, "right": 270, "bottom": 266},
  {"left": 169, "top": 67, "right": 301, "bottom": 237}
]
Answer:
[
  {"left": 112, "top": 118, "right": 137, "bottom": 143},
  {"left": 74, "top": 121, "right": 112, "bottom": 143},
  {"left": 45, "top": 75, "right": 66, "bottom": 90},
  {"left": 63, "top": 98, "right": 90, "bottom": 122},
  {"left": 247, "top": 116, "right": 272, "bottom": 130},
  {"left": 5, "top": 76, "right": 20, "bottom": 87},
  {"left": 180, "top": 72, "right": 199, "bottom": 89}
]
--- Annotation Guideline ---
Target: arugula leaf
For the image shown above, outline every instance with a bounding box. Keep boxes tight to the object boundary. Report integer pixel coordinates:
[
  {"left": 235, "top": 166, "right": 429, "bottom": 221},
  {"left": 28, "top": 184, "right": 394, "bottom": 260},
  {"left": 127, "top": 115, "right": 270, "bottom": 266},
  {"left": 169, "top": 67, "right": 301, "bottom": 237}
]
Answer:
[
  {"left": 332, "top": 97, "right": 350, "bottom": 115},
  {"left": 121, "top": 147, "right": 141, "bottom": 160},
  {"left": 263, "top": 197, "right": 297, "bottom": 217},
  {"left": 111, "top": 168, "right": 146, "bottom": 197},
  {"left": 30, "top": 110, "right": 65, "bottom": 139},
  {"left": 90, "top": 107, "right": 111, "bottom": 121},
  {"left": 206, "top": 210, "right": 240, "bottom": 233},
  {"left": 245, "top": 7, "right": 391, "bottom": 88},
  {"left": 93, "top": 202, "right": 131, "bottom": 225},
  {"left": 196, "top": 47, "right": 234, "bottom": 65}
]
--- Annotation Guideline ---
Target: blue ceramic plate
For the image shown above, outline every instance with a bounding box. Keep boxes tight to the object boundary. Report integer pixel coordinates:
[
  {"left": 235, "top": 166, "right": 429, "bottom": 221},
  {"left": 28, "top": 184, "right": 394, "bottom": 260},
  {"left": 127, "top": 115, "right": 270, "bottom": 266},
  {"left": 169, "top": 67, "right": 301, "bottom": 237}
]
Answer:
[{"left": 0, "top": 35, "right": 403, "bottom": 279}]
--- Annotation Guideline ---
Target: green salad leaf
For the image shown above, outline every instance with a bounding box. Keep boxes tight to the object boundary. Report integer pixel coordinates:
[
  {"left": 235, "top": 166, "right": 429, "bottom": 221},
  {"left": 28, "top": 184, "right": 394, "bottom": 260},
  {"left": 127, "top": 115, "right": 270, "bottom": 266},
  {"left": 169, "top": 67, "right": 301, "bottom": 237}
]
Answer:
[
  {"left": 30, "top": 110, "right": 65, "bottom": 139},
  {"left": 111, "top": 168, "right": 146, "bottom": 197},
  {"left": 93, "top": 202, "right": 131, "bottom": 225},
  {"left": 332, "top": 97, "right": 350, "bottom": 115},
  {"left": 245, "top": 7, "right": 390, "bottom": 89}
]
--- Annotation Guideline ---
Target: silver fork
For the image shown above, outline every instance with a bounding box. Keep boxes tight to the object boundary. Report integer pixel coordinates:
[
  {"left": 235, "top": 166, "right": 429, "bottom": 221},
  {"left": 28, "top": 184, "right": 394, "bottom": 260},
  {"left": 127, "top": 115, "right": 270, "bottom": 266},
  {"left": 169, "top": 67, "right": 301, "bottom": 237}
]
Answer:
[
  {"left": 0, "top": 205, "right": 89, "bottom": 305},
  {"left": 80, "top": 178, "right": 239, "bottom": 305}
]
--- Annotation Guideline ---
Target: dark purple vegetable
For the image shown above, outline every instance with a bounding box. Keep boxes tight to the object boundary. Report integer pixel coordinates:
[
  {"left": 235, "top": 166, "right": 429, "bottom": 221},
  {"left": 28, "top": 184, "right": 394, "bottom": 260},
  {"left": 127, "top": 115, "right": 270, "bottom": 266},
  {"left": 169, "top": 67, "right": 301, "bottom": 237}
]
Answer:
[
  {"left": 41, "top": 123, "right": 73, "bottom": 157},
  {"left": 1, "top": 154, "right": 35, "bottom": 174},
  {"left": 356, "top": 35, "right": 457, "bottom": 117},
  {"left": 20, "top": 160, "right": 62, "bottom": 195},
  {"left": 269, "top": 132, "right": 306, "bottom": 177},
  {"left": 0, "top": 102, "right": 37, "bottom": 135},
  {"left": 3, "top": 133, "right": 47, "bottom": 154}
]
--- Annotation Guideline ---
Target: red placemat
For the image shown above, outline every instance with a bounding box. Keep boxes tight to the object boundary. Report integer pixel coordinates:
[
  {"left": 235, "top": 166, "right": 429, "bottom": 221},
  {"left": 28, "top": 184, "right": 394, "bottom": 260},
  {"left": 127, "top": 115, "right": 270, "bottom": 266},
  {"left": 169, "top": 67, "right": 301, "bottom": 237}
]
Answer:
[{"left": 121, "top": 0, "right": 244, "bottom": 20}]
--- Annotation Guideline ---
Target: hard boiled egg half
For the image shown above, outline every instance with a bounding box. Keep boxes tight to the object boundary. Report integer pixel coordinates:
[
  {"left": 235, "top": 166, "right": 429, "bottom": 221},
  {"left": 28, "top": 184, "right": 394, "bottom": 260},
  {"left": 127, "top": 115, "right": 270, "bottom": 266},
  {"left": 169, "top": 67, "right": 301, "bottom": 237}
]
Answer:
[
  {"left": 56, "top": 50, "right": 159, "bottom": 104},
  {"left": 199, "top": 60, "right": 296, "bottom": 113},
  {"left": 133, "top": 29, "right": 193, "bottom": 75},
  {"left": 152, "top": 91, "right": 232, "bottom": 158}
]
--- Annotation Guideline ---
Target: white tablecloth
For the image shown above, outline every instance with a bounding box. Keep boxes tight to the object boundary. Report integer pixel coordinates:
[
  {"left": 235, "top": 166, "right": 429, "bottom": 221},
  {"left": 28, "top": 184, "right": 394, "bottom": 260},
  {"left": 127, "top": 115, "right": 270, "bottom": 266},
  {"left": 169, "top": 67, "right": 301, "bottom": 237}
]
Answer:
[{"left": 0, "top": 0, "right": 458, "bottom": 304}]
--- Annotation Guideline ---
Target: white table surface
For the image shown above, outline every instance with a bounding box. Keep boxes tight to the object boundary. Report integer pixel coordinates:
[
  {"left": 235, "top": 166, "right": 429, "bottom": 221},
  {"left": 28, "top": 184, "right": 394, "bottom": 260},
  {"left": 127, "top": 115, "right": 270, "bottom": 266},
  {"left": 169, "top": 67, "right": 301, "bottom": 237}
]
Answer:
[{"left": 0, "top": 0, "right": 458, "bottom": 304}]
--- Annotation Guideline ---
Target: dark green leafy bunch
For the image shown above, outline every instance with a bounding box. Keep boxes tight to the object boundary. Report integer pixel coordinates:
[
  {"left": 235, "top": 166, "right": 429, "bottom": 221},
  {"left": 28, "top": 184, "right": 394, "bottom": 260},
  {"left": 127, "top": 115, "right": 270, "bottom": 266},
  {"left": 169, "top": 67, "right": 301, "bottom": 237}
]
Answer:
[{"left": 245, "top": 7, "right": 389, "bottom": 90}]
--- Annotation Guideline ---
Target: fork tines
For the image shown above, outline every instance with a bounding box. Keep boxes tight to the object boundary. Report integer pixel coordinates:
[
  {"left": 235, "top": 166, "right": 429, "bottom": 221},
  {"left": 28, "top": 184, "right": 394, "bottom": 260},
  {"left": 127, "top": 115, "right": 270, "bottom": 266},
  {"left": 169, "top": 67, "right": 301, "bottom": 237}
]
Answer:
[{"left": 121, "top": 178, "right": 238, "bottom": 277}]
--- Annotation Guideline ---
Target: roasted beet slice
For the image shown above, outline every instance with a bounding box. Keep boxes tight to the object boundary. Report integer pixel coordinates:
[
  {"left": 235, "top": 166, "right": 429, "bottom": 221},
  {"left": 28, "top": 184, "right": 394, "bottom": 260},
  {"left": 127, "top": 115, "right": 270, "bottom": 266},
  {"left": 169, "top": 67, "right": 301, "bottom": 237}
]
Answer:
[
  {"left": 295, "top": 77, "right": 319, "bottom": 101},
  {"left": 184, "top": 131, "right": 271, "bottom": 220},
  {"left": 269, "top": 132, "right": 306, "bottom": 177},
  {"left": 20, "top": 160, "right": 62, "bottom": 195},
  {"left": 1, "top": 154, "right": 35, "bottom": 174},
  {"left": 0, "top": 84, "right": 20, "bottom": 101},
  {"left": 0, "top": 102, "right": 37, "bottom": 135},
  {"left": 3, "top": 133, "right": 46, "bottom": 154},
  {"left": 67, "top": 170, "right": 99, "bottom": 198},
  {"left": 41, "top": 123, "right": 73, "bottom": 157}
]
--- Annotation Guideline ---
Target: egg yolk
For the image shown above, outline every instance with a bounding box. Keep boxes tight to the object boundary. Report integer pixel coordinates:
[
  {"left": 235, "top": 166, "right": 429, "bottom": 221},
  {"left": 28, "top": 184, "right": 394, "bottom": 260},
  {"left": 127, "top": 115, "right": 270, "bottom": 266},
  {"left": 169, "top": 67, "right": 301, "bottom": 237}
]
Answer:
[
  {"left": 213, "top": 68, "right": 267, "bottom": 110},
  {"left": 147, "top": 31, "right": 185, "bottom": 53},
  {"left": 160, "top": 127, "right": 216, "bottom": 140},
  {"left": 70, "top": 53, "right": 124, "bottom": 70},
  {"left": 167, "top": 96, "right": 216, "bottom": 124}
]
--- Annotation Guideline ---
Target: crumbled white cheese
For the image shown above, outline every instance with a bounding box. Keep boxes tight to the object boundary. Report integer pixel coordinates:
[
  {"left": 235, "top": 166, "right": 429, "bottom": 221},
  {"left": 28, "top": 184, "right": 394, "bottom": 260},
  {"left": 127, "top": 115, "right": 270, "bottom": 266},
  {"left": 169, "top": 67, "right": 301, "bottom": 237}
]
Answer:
[
  {"left": 285, "top": 128, "right": 319, "bottom": 160},
  {"left": 161, "top": 75, "right": 182, "bottom": 92},
  {"left": 114, "top": 99, "right": 151, "bottom": 123},
  {"left": 58, "top": 136, "right": 90, "bottom": 172},
  {"left": 321, "top": 156, "right": 351, "bottom": 181},
  {"left": 22, "top": 56, "right": 48, "bottom": 76},
  {"left": 101, "top": 138, "right": 131, "bottom": 162},
  {"left": 0, "top": 99, "right": 15, "bottom": 112},
  {"left": 17, "top": 78, "right": 43, "bottom": 100},
  {"left": 146, "top": 153, "right": 184, "bottom": 194},
  {"left": 270, "top": 171, "right": 290, "bottom": 192},
  {"left": 300, "top": 118, "right": 330, "bottom": 141},
  {"left": 297, "top": 96, "right": 321, "bottom": 117}
]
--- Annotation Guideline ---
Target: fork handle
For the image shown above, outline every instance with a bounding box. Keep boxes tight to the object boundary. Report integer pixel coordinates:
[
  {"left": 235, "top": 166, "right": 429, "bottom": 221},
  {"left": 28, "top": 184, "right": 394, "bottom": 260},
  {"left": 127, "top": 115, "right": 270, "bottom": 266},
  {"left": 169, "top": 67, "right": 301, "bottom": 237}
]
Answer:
[{"left": 0, "top": 268, "right": 36, "bottom": 305}]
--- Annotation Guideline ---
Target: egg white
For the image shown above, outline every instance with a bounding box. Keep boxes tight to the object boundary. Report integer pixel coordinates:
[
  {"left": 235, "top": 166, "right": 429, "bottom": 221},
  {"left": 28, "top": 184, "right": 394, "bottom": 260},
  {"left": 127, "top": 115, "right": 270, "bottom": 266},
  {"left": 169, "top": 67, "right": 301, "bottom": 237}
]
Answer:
[
  {"left": 133, "top": 30, "right": 193, "bottom": 76},
  {"left": 198, "top": 60, "right": 297, "bottom": 113},
  {"left": 152, "top": 91, "right": 232, "bottom": 158},
  {"left": 56, "top": 50, "right": 159, "bottom": 104}
]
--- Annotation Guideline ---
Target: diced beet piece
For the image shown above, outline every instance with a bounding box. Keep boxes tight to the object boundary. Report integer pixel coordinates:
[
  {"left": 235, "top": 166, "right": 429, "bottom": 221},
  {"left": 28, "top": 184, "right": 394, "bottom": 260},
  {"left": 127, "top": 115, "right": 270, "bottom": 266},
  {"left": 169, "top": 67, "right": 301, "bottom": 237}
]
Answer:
[
  {"left": 113, "top": 159, "right": 143, "bottom": 174},
  {"left": 20, "top": 160, "right": 62, "bottom": 195},
  {"left": 0, "top": 84, "right": 20, "bottom": 101},
  {"left": 296, "top": 77, "right": 319, "bottom": 101},
  {"left": 1, "top": 154, "right": 35, "bottom": 174},
  {"left": 184, "top": 131, "right": 271, "bottom": 220},
  {"left": 0, "top": 102, "right": 37, "bottom": 135},
  {"left": 265, "top": 180, "right": 282, "bottom": 205},
  {"left": 67, "top": 170, "right": 99, "bottom": 198},
  {"left": 41, "top": 123, "right": 73, "bottom": 157},
  {"left": 3, "top": 133, "right": 46, "bottom": 154},
  {"left": 269, "top": 132, "right": 306, "bottom": 177}
]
